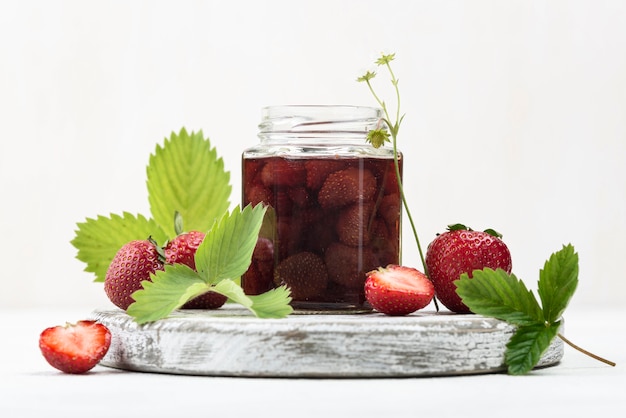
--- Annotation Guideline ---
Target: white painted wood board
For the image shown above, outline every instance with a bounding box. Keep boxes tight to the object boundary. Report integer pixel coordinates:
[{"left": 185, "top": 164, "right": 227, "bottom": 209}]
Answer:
[{"left": 90, "top": 306, "right": 563, "bottom": 377}]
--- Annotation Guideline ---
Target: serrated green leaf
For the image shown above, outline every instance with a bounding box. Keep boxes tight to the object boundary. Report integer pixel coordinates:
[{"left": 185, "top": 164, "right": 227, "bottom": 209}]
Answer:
[
  {"left": 210, "top": 279, "right": 253, "bottom": 309},
  {"left": 147, "top": 128, "right": 231, "bottom": 237},
  {"left": 211, "top": 280, "right": 293, "bottom": 318},
  {"left": 195, "top": 204, "right": 267, "bottom": 284},
  {"left": 505, "top": 322, "right": 561, "bottom": 375},
  {"left": 538, "top": 244, "right": 579, "bottom": 323},
  {"left": 71, "top": 212, "right": 168, "bottom": 282},
  {"left": 248, "top": 286, "right": 293, "bottom": 318},
  {"left": 455, "top": 268, "right": 544, "bottom": 326},
  {"left": 127, "top": 263, "right": 210, "bottom": 324}
]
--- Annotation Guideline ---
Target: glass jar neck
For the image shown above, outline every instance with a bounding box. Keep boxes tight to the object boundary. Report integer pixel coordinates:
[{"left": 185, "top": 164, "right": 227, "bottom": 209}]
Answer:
[{"left": 258, "top": 105, "right": 386, "bottom": 145}]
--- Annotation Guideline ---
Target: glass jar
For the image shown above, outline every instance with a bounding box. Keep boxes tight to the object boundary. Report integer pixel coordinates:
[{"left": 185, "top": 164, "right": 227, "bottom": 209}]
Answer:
[{"left": 241, "top": 105, "right": 402, "bottom": 313}]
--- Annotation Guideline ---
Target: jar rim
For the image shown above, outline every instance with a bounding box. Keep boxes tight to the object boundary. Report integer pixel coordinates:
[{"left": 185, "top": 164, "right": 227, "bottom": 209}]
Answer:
[
  {"left": 261, "top": 104, "right": 382, "bottom": 112},
  {"left": 259, "top": 105, "right": 385, "bottom": 135}
]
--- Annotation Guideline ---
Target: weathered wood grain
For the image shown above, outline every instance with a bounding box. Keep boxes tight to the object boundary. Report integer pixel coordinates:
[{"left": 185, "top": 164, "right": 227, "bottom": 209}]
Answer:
[{"left": 90, "top": 306, "right": 563, "bottom": 377}]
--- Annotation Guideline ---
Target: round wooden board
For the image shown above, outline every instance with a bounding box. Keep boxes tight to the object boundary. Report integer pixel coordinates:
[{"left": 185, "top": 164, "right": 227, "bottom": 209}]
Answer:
[{"left": 90, "top": 306, "right": 563, "bottom": 377}]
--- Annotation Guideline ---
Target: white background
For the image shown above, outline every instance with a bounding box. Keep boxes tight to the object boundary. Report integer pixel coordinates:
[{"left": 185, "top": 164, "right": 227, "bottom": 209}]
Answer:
[{"left": 1, "top": 0, "right": 625, "bottom": 312}]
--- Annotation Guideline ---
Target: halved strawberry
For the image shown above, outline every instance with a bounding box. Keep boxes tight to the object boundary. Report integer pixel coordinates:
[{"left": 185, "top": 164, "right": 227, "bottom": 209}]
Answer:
[
  {"left": 39, "top": 320, "right": 112, "bottom": 374},
  {"left": 364, "top": 265, "right": 435, "bottom": 316}
]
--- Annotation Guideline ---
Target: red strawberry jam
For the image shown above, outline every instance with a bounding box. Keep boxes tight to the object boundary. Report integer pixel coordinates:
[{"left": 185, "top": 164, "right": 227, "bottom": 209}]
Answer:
[
  {"left": 241, "top": 105, "right": 402, "bottom": 312},
  {"left": 242, "top": 156, "right": 401, "bottom": 311}
]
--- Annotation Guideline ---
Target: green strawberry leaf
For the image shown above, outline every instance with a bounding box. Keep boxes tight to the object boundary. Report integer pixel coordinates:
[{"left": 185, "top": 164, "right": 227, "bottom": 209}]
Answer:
[
  {"left": 127, "top": 263, "right": 293, "bottom": 323},
  {"left": 248, "top": 286, "right": 294, "bottom": 318},
  {"left": 455, "top": 245, "right": 607, "bottom": 375},
  {"left": 127, "top": 203, "right": 291, "bottom": 324},
  {"left": 505, "top": 322, "right": 561, "bottom": 375},
  {"left": 71, "top": 212, "right": 168, "bottom": 282},
  {"left": 147, "top": 128, "right": 231, "bottom": 237},
  {"left": 538, "top": 244, "right": 579, "bottom": 324},
  {"left": 210, "top": 280, "right": 293, "bottom": 318},
  {"left": 455, "top": 268, "right": 544, "bottom": 326},
  {"left": 210, "top": 279, "right": 253, "bottom": 309},
  {"left": 127, "top": 263, "right": 210, "bottom": 324},
  {"left": 195, "top": 204, "right": 267, "bottom": 285}
]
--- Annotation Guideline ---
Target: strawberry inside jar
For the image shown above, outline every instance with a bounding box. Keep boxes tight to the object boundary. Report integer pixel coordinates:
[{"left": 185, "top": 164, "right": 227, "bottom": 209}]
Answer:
[{"left": 241, "top": 105, "right": 402, "bottom": 313}]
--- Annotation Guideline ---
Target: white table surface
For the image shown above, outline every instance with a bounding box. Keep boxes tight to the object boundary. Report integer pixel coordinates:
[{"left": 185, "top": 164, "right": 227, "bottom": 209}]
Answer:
[{"left": 1, "top": 305, "right": 624, "bottom": 418}]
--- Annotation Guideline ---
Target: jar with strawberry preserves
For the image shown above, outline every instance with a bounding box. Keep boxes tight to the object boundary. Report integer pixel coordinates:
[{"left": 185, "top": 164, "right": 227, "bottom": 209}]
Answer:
[{"left": 241, "top": 105, "right": 402, "bottom": 312}]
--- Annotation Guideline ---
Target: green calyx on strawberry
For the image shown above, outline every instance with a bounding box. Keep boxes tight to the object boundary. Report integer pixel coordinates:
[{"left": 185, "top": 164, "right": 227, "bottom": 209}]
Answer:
[
  {"left": 425, "top": 223, "right": 512, "bottom": 313},
  {"left": 364, "top": 265, "right": 435, "bottom": 316},
  {"left": 39, "top": 320, "right": 111, "bottom": 374}
]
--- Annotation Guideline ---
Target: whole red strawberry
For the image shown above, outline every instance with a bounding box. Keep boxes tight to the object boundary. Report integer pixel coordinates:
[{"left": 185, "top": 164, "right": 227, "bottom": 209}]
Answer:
[
  {"left": 317, "top": 167, "right": 376, "bottom": 209},
  {"left": 364, "top": 265, "right": 435, "bottom": 316},
  {"left": 164, "top": 231, "right": 227, "bottom": 309},
  {"left": 39, "top": 320, "right": 111, "bottom": 374},
  {"left": 105, "top": 239, "right": 165, "bottom": 310},
  {"left": 324, "top": 242, "right": 378, "bottom": 289},
  {"left": 164, "top": 230, "right": 205, "bottom": 269},
  {"left": 425, "top": 224, "right": 512, "bottom": 313},
  {"left": 275, "top": 251, "right": 328, "bottom": 300}
]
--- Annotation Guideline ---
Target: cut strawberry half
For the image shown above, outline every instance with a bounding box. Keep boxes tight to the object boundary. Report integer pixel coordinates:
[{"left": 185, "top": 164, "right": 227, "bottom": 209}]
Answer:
[
  {"left": 364, "top": 265, "right": 435, "bottom": 316},
  {"left": 39, "top": 320, "right": 112, "bottom": 374}
]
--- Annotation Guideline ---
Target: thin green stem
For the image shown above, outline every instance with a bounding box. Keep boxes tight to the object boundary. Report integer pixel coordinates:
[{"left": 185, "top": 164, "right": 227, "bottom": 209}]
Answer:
[
  {"left": 386, "top": 62, "right": 401, "bottom": 134},
  {"left": 376, "top": 61, "right": 426, "bottom": 273},
  {"left": 360, "top": 54, "right": 439, "bottom": 310},
  {"left": 390, "top": 132, "right": 425, "bottom": 271},
  {"left": 365, "top": 80, "right": 385, "bottom": 112},
  {"left": 388, "top": 122, "right": 438, "bottom": 312},
  {"left": 557, "top": 333, "right": 616, "bottom": 367}
]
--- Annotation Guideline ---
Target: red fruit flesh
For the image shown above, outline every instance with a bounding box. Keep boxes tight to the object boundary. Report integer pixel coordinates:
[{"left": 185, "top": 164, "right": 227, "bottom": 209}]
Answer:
[
  {"left": 364, "top": 265, "right": 435, "bottom": 316},
  {"left": 241, "top": 156, "right": 401, "bottom": 309},
  {"left": 105, "top": 240, "right": 164, "bottom": 310},
  {"left": 39, "top": 320, "right": 111, "bottom": 374},
  {"left": 425, "top": 228, "right": 512, "bottom": 313}
]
